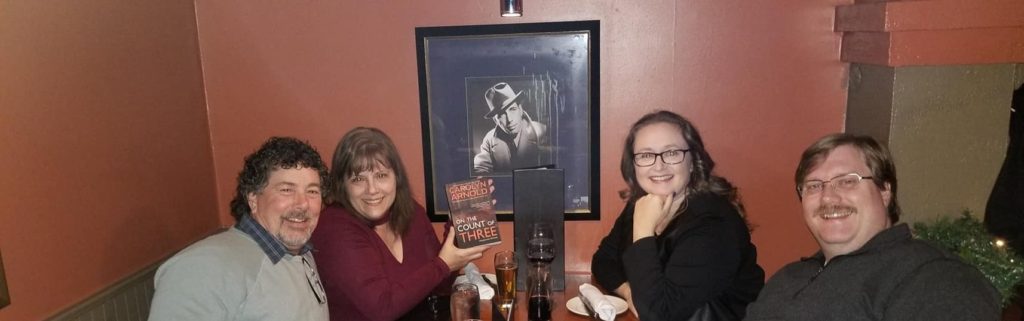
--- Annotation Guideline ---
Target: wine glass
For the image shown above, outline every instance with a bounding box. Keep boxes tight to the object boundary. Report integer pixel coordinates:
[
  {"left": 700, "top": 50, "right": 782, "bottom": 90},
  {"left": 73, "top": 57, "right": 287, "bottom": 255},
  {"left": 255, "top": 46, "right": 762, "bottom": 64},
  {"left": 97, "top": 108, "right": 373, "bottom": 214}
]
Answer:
[{"left": 527, "top": 222, "right": 555, "bottom": 264}]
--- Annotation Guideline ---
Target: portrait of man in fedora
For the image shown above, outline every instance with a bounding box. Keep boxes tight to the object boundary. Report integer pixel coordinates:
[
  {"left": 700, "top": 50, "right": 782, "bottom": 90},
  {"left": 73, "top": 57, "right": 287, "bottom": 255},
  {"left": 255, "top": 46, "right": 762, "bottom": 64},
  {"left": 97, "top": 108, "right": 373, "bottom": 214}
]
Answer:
[{"left": 472, "top": 82, "right": 549, "bottom": 175}]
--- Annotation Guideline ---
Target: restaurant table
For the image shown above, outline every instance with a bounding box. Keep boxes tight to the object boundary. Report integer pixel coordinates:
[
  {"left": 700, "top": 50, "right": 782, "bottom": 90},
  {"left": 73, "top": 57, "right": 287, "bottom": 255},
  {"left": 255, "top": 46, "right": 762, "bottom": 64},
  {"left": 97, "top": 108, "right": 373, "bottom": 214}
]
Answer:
[{"left": 478, "top": 273, "right": 638, "bottom": 321}]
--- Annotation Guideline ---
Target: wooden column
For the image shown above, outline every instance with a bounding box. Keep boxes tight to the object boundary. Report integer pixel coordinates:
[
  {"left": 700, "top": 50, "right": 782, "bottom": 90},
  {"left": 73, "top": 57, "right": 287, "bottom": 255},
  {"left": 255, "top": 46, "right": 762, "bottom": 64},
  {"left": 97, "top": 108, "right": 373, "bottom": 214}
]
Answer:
[{"left": 835, "top": 0, "right": 1024, "bottom": 223}]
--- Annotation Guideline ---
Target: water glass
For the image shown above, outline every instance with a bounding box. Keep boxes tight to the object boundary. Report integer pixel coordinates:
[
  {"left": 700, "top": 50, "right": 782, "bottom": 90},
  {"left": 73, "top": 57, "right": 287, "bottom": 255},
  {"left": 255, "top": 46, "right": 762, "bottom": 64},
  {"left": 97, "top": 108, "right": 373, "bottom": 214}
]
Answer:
[{"left": 450, "top": 283, "right": 480, "bottom": 321}]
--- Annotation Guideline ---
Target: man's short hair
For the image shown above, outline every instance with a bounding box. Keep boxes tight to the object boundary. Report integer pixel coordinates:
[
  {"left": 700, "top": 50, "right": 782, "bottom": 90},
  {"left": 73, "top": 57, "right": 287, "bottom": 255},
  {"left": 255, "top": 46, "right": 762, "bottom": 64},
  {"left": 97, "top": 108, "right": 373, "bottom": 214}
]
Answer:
[
  {"left": 794, "top": 133, "right": 901, "bottom": 223},
  {"left": 228, "top": 137, "right": 329, "bottom": 220}
]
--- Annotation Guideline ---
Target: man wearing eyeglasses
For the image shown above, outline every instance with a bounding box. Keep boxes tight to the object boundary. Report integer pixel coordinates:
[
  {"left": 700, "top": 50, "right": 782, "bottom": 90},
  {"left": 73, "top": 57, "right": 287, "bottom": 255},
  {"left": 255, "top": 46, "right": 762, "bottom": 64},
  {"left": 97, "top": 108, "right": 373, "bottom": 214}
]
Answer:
[
  {"left": 150, "top": 137, "right": 329, "bottom": 321},
  {"left": 744, "top": 133, "right": 999, "bottom": 321}
]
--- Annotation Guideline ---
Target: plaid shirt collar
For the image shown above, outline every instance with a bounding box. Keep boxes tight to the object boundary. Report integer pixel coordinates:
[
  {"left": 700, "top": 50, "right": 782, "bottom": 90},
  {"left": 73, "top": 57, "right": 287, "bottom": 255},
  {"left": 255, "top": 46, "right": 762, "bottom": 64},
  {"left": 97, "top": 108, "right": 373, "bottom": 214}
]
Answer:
[{"left": 235, "top": 214, "right": 312, "bottom": 263}]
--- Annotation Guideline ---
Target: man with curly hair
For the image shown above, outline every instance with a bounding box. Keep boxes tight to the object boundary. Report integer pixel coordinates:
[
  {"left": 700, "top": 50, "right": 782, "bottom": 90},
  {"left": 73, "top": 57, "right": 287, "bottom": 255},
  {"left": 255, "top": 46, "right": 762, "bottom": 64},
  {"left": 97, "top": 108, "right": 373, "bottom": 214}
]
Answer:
[{"left": 150, "top": 137, "right": 330, "bottom": 321}]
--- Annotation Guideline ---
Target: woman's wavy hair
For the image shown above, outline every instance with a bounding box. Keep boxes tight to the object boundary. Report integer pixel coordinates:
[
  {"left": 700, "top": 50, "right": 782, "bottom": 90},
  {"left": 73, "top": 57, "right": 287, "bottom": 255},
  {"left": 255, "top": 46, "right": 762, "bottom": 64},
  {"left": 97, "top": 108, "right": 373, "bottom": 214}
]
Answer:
[
  {"left": 327, "top": 127, "right": 417, "bottom": 235},
  {"left": 619, "top": 110, "right": 746, "bottom": 217}
]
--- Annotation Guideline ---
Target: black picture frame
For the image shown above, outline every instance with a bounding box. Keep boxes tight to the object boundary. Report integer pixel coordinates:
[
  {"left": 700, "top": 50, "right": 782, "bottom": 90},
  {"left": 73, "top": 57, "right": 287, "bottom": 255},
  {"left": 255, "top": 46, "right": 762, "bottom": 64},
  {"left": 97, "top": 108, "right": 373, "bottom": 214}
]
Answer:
[
  {"left": 0, "top": 250, "right": 9, "bottom": 309},
  {"left": 416, "top": 20, "right": 600, "bottom": 222}
]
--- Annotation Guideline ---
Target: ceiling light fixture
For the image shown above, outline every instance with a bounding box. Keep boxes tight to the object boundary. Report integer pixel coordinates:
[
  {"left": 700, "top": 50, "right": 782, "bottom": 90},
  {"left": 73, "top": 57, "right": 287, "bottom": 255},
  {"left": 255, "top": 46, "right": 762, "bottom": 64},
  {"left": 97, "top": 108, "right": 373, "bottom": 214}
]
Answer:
[{"left": 501, "top": 0, "right": 522, "bottom": 17}]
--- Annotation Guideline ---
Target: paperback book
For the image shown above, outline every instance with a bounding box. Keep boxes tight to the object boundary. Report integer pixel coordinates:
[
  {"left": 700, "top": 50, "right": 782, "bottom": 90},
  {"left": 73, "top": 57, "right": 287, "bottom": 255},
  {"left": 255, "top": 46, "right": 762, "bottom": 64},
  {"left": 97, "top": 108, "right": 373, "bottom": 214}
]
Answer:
[{"left": 445, "top": 178, "right": 501, "bottom": 248}]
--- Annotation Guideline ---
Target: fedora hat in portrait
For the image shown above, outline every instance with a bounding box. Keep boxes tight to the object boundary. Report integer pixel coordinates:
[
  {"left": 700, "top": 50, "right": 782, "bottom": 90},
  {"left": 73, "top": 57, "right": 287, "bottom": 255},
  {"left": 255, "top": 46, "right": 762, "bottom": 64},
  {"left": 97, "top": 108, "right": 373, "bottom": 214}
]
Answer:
[{"left": 484, "top": 82, "right": 525, "bottom": 119}]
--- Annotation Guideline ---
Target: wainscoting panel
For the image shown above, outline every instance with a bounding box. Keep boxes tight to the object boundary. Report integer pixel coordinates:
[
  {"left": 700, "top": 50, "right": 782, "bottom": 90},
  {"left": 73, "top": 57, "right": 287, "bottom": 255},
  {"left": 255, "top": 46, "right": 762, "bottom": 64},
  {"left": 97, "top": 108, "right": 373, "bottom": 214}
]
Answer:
[{"left": 48, "top": 260, "right": 159, "bottom": 321}]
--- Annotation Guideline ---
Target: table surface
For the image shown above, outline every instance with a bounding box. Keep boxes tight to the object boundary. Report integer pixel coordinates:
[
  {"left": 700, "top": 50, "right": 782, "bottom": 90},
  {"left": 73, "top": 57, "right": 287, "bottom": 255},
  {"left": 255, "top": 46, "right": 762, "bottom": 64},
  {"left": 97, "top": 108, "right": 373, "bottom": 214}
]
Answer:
[{"left": 479, "top": 273, "right": 638, "bottom": 321}]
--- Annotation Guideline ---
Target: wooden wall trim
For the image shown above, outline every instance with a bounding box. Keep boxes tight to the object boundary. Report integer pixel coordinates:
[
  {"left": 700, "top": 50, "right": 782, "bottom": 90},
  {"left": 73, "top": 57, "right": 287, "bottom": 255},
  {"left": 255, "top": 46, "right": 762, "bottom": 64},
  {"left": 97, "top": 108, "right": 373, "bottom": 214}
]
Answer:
[{"left": 46, "top": 259, "right": 163, "bottom": 321}]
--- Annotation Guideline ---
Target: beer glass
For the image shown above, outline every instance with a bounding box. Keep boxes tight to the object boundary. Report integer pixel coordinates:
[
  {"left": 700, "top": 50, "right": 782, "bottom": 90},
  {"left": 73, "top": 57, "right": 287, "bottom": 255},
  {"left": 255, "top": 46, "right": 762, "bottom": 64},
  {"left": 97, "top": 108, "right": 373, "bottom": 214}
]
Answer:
[{"left": 494, "top": 250, "right": 518, "bottom": 308}]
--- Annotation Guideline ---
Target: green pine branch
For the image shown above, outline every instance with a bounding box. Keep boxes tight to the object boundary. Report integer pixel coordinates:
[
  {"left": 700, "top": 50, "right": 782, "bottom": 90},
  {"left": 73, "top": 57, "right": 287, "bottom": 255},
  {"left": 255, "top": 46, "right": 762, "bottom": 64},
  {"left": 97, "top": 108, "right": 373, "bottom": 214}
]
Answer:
[{"left": 913, "top": 212, "right": 1024, "bottom": 307}]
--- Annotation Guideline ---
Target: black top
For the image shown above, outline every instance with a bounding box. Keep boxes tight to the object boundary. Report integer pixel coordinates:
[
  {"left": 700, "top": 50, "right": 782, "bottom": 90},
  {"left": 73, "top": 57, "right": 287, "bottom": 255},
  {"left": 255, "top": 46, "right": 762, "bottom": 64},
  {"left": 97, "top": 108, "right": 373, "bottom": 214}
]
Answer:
[
  {"left": 745, "top": 224, "right": 1001, "bottom": 321},
  {"left": 591, "top": 193, "right": 764, "bottom": 321},
  {"left": 985, "top": 85, "right": 1024, "bottom": 255}
]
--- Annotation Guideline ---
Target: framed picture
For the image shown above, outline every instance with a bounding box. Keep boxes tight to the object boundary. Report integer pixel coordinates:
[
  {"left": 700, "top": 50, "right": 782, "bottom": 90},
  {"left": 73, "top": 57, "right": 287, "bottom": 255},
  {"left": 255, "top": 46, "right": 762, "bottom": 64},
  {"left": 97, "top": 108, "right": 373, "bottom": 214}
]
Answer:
[
  {"left": 416, "top": 20, "right": 600, "bottom": 222},
  {"left": 0, "top": 250, "right": 9, "bottom": 309}
]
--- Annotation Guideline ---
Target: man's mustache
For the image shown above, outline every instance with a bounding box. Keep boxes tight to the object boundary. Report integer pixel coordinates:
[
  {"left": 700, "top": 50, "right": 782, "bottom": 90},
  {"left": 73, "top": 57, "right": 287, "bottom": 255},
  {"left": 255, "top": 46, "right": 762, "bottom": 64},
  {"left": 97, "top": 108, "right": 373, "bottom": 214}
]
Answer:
[
  {"left": 283, "top": 211, "right": 311, "bottom": 221},
  {"left": 815, "top": 205, "right": 856, "bottom": 217}
]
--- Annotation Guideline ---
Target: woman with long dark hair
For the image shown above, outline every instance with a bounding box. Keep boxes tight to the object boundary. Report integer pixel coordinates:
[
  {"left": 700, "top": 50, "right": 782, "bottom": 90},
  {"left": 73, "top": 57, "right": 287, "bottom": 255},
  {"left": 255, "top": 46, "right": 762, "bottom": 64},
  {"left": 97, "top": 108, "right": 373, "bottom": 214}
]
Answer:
[
  {"left": 592, "top": 111, "right": 764, "bottom": 320},
  {"left": 311, "top": 127, "right": 492, "bottom": 321}
]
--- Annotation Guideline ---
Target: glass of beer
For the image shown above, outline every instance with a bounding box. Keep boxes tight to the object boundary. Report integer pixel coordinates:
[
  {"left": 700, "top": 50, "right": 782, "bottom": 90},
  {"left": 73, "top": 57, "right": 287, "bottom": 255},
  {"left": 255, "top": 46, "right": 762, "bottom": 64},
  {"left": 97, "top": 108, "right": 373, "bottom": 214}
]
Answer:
[
  {"left": 450, "top": 283, "right": 480, "bottom": 321},
  {"left": 494, "top": 250, "right": 518, "bottom": 309}
]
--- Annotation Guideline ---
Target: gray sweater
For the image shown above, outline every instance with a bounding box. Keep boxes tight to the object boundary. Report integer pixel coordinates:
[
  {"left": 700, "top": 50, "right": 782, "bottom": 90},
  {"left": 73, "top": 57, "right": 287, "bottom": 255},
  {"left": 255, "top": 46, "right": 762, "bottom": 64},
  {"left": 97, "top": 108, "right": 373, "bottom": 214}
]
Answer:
[
  {"left": 149, "top": 228, "right": 329, "bottom": 321},
  {"left": 744, "top": 224, "right": 1000, "bottom": 321}
]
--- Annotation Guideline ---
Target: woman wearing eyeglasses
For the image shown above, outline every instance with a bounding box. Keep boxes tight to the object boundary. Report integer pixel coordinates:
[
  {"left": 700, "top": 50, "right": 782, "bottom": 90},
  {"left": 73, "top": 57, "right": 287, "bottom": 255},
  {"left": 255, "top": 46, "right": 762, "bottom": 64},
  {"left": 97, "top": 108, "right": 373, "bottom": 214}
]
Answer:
[
  {"left": 310, "top": 127, "right": 493, "bottom": 321},
  {"left": 591, "top": 111, "right": 764, "bottom": 321}
]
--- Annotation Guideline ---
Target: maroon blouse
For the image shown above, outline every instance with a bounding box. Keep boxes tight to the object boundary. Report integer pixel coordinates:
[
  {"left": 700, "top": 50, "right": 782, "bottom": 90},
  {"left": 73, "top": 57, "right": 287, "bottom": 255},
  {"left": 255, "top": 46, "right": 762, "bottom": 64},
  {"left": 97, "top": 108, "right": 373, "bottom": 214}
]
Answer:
[{"left": 310, "top": 203, "right": 453, "bottom": 321}]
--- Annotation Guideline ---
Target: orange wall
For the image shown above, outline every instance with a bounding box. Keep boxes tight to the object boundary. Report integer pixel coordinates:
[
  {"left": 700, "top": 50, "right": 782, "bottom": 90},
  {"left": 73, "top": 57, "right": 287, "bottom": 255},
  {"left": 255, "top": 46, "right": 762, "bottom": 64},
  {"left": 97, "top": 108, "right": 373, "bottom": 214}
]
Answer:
[
  {"left": 197, "top": 1, "right": 849, "bottom": 275},
  {"left": 0, "top": 1, "right": 218, "bottom": 319}
]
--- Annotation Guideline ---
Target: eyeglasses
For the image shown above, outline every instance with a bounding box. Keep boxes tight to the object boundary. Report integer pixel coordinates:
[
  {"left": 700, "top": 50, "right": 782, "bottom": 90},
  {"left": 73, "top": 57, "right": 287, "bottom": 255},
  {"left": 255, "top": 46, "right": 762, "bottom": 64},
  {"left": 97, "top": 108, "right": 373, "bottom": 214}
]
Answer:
[
  {"left": 797, "top": 173, "right": 874, "bottom": 197},
  {"left": 633, "top": 149, "right": 689, "bottom": 167},
  {"left": 302, "top": 257, "right": 327, "bottom": 305}
]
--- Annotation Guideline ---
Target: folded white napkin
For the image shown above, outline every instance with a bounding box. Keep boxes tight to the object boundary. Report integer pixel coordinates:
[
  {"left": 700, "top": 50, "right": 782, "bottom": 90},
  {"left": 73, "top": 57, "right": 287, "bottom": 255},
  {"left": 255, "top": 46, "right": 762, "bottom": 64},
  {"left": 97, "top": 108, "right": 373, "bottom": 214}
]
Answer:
[
  {"left": 579, "top": 283, "right": 616, "bottom": 321},
  {"left": 455, "top": 263, "right": 494, "bottom": 300}
]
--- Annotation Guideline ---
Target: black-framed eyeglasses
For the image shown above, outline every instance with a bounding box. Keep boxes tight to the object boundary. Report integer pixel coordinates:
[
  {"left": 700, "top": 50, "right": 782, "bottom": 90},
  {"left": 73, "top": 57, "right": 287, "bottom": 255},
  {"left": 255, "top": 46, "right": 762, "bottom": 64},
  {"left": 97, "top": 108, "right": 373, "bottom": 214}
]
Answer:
[
  {"left": 302, "top": 257, "right": 327, "bottom": 305},
  {"left": 633, "top": 149, "right": 689, "bottom": 167},
  {"left": 797, "top": 173, "right": 874, "bottom": 197}
]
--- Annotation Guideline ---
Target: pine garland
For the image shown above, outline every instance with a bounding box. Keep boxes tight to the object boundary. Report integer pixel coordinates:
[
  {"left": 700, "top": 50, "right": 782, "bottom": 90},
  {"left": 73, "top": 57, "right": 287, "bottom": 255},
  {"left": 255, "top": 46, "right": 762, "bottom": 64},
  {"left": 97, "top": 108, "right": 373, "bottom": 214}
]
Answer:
[{"left": 913, "top": 212, "right": 1024, "bottom": 307}]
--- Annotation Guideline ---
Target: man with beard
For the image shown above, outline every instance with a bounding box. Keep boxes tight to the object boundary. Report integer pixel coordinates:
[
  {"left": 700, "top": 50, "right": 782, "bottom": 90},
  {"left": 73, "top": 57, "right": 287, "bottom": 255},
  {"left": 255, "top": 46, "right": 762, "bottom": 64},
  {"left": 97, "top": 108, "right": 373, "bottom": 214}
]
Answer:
[
  {"left": 473, "top": 82, "right": 548, "bottom": 174},
  {"left": 150, "top": 137, "right": 330, "bottom": 321},
  {"left": 744, "top": 134, "right": 1000, "bottom": 321}
]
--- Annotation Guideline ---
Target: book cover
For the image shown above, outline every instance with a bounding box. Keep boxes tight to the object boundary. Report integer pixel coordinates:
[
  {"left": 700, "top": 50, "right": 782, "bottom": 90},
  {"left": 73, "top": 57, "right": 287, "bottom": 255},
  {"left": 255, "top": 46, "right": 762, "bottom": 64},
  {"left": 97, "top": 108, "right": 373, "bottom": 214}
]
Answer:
[{"left": 445, "top": 178, "right": 501, "bottom": 248}]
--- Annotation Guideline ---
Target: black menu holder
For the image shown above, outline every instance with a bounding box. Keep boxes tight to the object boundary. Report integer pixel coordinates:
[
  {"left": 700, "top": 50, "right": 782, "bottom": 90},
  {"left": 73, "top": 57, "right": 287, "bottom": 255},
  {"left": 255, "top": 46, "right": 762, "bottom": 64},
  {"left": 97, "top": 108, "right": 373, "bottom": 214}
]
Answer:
[{"left": 513, "top": 168, "right": 566, "bottom": 291}]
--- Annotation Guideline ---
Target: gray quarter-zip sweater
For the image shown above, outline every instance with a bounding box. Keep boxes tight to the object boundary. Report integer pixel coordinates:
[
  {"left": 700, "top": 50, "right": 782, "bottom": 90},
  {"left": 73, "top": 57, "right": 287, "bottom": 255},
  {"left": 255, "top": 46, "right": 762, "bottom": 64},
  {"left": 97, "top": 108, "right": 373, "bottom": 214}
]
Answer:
[{"left": 744, "top": 223, "right": 1000, "bottom": 321}]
